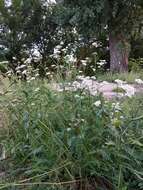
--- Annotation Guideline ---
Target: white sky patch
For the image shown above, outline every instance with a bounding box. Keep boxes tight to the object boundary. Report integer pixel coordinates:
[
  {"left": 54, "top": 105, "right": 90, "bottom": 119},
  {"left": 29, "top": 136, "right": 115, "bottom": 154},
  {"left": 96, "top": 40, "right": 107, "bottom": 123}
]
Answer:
[
  {"left": 5, "top": 0, "right": 56, "bottom": 8},
  {"left": 43, "top": 0, "right": 56, "bottom": 6},
  {"left": 5, "top": 0, "right": 12, "bottom": 7},
  {"left": 32, "top": 48, "right": 41, "bottom": 57}
]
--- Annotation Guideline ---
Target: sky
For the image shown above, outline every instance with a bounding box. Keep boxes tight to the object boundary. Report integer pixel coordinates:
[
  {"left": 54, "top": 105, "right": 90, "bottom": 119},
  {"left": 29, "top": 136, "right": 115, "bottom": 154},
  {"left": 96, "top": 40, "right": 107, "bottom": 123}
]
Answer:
[{"left": 5, "top": 0, "right": 57, "bottom": 7}]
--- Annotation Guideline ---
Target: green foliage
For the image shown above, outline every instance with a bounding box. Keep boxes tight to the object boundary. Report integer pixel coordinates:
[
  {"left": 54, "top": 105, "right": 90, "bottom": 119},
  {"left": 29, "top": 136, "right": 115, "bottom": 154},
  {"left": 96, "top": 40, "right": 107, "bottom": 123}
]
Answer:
[
  {"left": 129, "top": 58, "right": 143, "bottom": 72},
  {"left": 0, "top": 61, "right": 8, "bottom": 73},
  {"left": 0, "top": 0, "right": 143, "bottom": 74},
  {"left": 61, "top": 0, "right": 143, "bottom": 37},
  {"left": 112, "top": 87, "right": 126, "bottom": 94},
  {"left": 0, "top": 0, "right": 59, "bottom": 70},
  {"left": 57, "top": 0, "right": 143, "bottom": 72},
  {"left": 1, "top": 79, "right": 143, "bottom": 189}
]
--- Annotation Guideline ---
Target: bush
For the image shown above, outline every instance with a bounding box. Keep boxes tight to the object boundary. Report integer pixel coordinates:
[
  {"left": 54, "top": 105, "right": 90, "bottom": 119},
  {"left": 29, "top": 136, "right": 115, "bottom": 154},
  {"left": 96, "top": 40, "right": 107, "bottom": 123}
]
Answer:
[
  {"left": 1, "top": 80, "right": 143, "bottom": 190},
  {"left": 129, "top": 58, "right": 143, "bottom": 72}
]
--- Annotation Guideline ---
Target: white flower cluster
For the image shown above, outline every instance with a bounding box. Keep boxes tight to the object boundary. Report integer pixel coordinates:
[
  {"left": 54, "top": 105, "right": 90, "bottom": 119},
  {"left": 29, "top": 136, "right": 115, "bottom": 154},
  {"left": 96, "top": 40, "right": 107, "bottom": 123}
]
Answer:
[
  {"left": 52, "top": 45, "right": 62, "bottom": 59},
  {"left": 55, "top": 76, "right": 137, "bottom": 99},
  {"left": 57, "top": 75, "right": 98, "bottom": 96},
  {"left": 97, "top": 60, "right": 107, "bottom": 68},
  {"left": 93, "top": 100, "right": 101, "bottom": 107},
  {"left": 110, "top": 102, "right": 124, "bottom": 128},
  {"left": 112, "top": 102, "right": 121, "bottom": 111},
  {"left": 64, "top": 54, "right": 77, "bottom": 63},
  {"left": 6, "top": 70, "right": 13, "bottom": 77},
  {"left": 92, "top": 41, "right": 102, "bottom": 48}
]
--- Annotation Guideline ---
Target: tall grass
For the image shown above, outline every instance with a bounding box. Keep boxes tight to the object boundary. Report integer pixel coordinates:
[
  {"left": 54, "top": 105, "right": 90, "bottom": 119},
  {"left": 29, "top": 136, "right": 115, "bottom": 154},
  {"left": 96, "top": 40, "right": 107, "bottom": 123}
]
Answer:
[{"left": 0, "top": 79, "right": 143, "bottom": 190}]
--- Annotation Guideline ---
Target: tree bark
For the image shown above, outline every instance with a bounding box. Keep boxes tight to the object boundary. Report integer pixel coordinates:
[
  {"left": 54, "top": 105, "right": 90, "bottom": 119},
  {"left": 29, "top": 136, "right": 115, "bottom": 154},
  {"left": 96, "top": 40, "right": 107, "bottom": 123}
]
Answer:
[{"left": 109, "top": 32, "right": 129, "bottom": 72}]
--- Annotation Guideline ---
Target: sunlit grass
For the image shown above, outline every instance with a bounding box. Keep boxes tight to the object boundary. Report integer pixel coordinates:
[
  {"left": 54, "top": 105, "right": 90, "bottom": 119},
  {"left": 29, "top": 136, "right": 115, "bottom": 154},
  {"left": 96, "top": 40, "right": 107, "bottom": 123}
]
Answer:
[{"left": 97, "top": 71, "right": 143, "bottom": 83}]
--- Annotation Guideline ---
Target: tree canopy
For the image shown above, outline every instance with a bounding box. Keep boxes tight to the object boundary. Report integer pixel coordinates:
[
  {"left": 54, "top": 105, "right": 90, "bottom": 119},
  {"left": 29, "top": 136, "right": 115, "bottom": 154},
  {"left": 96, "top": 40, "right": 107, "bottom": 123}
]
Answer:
[
  {"left": 0, "top": 0, "right": 143, "bottom": 73},
  {"left": 58, "top": 0, "right": 143, "bottom": 71}
]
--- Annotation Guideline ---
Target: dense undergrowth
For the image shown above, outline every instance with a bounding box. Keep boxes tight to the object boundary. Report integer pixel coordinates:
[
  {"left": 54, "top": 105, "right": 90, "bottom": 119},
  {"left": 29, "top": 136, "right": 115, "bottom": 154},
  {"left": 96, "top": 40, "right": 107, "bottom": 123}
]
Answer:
[{"left": 0, "top": 79, "right": 143, "bottom": 190}]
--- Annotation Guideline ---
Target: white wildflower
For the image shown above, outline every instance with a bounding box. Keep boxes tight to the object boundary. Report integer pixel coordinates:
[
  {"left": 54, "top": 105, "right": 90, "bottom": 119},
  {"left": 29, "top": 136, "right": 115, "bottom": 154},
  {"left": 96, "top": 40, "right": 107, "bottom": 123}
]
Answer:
[
  {"left": 90, "top": 76, "right": 96, "bottom": 80},
  {"left": 16, "top": 70, "right": 21, "bottom": 74},
  {"left": 16, "top": 64, "right": 26, "bottom": 70},
  {"left": 61, "top": 48, "right": 67, "bottom": 53},
  {"left": 115, "top": 79, "right": 126, "bottom": 85},
  {"left": 43, "top": 15, "right": 46, "bottom": 20},
  {"left": 101, "top": 81, "right": 109, "bottom": 85},
  {"left": 19, "top": 64, "right": 26, "bottom": 69},
  {"left": 22, "top": 70, "right": 27, "bottom": 75},
  {"left": 92, "top": 42, "right": 98, "bottom": 47},
  {"left": 112, "top": 102, "right": 121, "bottom": 110},
  {"left": 34, "top": 88, "right": 40, "bottom": 92},
  {"left": 81, "top": 60, "right": 87, "bottom": 66},
  {"left": 135, "top": 79, "right": 143, "bottom": 84},
  {"left": 35, "top": 73, "right": 40, "bottom": 77},
  {"left": 67, "top": 128, "right": 71, "bottom": 132},
  {"left": 58, "top": 88, "right": 64, "bottom": 92},
  {"left": 74, "top": 94, "right": 80, "bottom": 98},
  {"left": 51, "top": 64, "right": 56, "bottom": 67},
  {"left": 97, "top": 60, "right": 106, "bottom": 66},
  {"left": 76, "top": 75, "right": 85, "bottom": 80},
  {"left": 94, "top": 100, "right": 101, "bottom": 107},
  {"left": 85, "top": 57, "right": 90, "bottom": 61},
  {"left": 7, "top": 73, "right": 12, "bottom": 77},
  {"left": 90, "top": 90, "right": 98, "bottom": 96},
  {"left": 65, "top": 54, "right": 77, "bottom": 63},
  {"left": 30, "top": 77, "right": 35, "bottom": 81},
  {"left": 46, "top": 72, "right": 51, "bottom": 76},
  {"left": 53, "top": 49, "right": 60, "bottom": 55},
  {"left": 92, "top": 68, "right": 96, "bottom": 72}
]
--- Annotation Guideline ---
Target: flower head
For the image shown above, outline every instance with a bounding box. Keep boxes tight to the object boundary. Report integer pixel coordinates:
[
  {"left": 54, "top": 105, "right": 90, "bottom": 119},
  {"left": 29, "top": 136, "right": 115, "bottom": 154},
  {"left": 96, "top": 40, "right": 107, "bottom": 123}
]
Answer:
[{"left": 94, "top": 100, "right": 101, "bottom": 107}]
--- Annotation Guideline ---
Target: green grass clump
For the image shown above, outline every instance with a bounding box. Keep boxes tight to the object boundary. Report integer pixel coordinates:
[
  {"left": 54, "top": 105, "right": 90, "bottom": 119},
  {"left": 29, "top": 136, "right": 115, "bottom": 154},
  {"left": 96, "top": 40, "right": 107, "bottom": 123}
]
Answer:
[
  {"left": 97, "top": 71, "right": 143, "bottom": 83},
  {"left": 112, "top": 87, "right": 126, "bottom": 93},
  {"left": 1, "top": 80, "right": 143, "bottom": 190}
]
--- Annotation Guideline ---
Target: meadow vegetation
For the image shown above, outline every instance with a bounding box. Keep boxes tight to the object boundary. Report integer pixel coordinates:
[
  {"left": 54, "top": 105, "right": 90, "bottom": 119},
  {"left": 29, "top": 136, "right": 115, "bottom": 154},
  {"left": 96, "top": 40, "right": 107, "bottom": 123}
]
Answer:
[
  {"left": 0, "top": 78, "right": 143, "bottom": 190},
  {"left": 1, "top": 0, "right": 143, "bottom": 190}
]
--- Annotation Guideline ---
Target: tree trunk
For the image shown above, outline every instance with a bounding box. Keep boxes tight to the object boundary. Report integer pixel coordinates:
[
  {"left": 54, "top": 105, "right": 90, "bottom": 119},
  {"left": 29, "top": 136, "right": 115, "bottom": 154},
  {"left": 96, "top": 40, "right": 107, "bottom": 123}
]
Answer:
[{"left": 109, "top": 32, "right": 129, "bottom": 72}]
